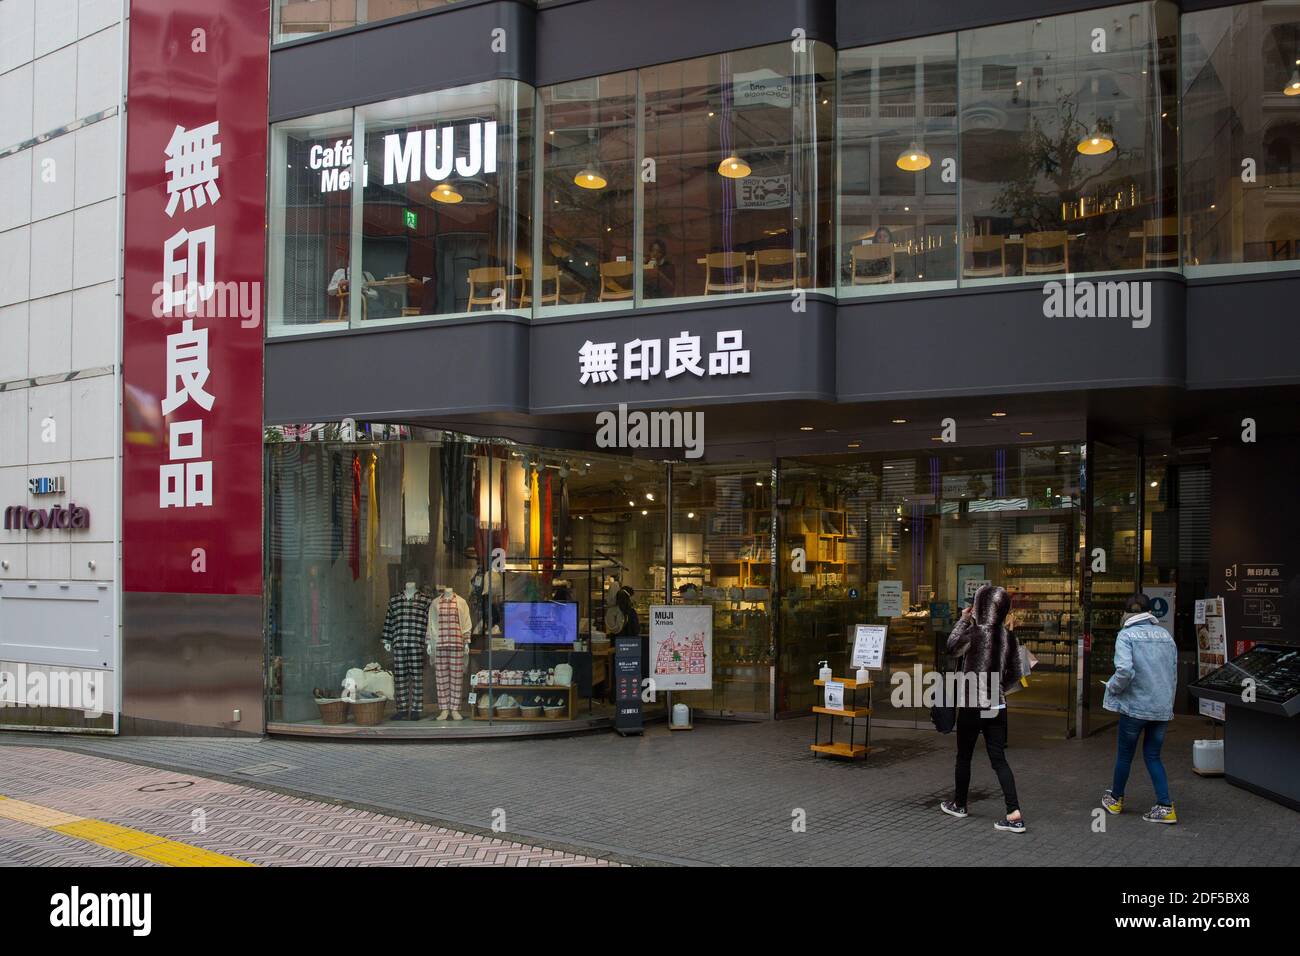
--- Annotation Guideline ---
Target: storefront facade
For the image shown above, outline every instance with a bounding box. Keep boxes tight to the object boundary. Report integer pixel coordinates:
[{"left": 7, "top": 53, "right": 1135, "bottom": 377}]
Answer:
[{"left": 4, "top": 0, "right": 1298, "bottom": 742}]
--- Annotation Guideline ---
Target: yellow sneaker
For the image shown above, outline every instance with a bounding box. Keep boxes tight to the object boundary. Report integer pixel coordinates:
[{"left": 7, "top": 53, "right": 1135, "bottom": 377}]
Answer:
[
  {"left": 1101, "top": 790, "right": 1123, "bottom": 815},
  {"left": 1142, "top": 804, "right": 1177, "bottom": 825}
]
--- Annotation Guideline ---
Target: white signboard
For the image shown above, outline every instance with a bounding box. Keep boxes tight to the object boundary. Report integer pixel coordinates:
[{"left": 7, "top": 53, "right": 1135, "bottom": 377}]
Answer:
[
  {"left": 649, "top": 605, "right": 712, "bottom": 691},
  {"left": 963, "top": 577, "right": 991, "bottom": 600},
  {"left": 1199, "top": 698, "right": 1226, "bottom": 721},
  {"left": 1195, "top": 598, "right": 1228, "bottom": 678},
  {"left": 1143, "top": 586, "right": 1176, "bottom": 636},
  {"left": 733, "top": 69, "right": 792, "bottom": 108},
  {"left": 851, "top": 624, "right": 887, "bottom": 670},
  {"left": 877, "top": 580, "right": 903, "bottom": 617},
  {"left": 823, "top": 680, "right": 844, "bottom": 711}
]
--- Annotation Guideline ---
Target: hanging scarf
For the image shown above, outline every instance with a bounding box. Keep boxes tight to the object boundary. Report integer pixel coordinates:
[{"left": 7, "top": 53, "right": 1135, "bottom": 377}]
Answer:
[
  {"left": 366, "top": 452, "right": 379, "bottom": 578},
  {"left": 349, "top": 452, "right": 360, "bottom": 581}
]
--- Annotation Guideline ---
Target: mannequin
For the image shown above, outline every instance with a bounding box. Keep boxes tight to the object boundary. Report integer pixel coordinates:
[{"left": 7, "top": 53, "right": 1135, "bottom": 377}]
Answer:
[
  {"left": 427, "top": 585, "right": 472, "bottom": 720},
  {"left": 382, "top": 579, "right": 432, "bottom": 720}
]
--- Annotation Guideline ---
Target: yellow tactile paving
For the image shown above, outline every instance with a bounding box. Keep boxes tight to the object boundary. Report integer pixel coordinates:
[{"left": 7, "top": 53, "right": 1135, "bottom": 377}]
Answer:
[
  {"left": 0, "top": 796, "right": 85, "bottom": 828},
  {"left": 1, "top": 793, "right": 255, "bottom": 867}
]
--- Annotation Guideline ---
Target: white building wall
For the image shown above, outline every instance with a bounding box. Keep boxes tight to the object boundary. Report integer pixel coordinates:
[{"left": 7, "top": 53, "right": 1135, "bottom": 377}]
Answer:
[{"left": 0, "top": 0, "right": 125, "bottom": 731}]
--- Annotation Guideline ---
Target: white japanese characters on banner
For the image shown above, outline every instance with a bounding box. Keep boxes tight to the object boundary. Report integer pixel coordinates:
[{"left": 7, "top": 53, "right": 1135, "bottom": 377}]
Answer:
[
  {"left": 579, "top": 330, "right": 751, "bottom": 385},
  {"left": 159, "top": 121, "right": 221, "bottom": 509}
]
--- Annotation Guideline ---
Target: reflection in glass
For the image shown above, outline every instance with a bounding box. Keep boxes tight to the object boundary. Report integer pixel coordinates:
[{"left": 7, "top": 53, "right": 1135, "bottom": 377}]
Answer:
[
  {"left": 1183, "top": 0, "right": 1300, "bottom": 274},
  {"left": 358, "top": 81, "right": 533, "bottom": 324},
  {"left": 267, "top": 109, "right": 357, "bottom": 334},
  {"left": 641, "top": 42, "right": 835, "bottom": 303},
  {"left": 840, "top": 34, "right": 959, "bottom": 293},
  {"left": 273, "top": 0, "right": 464, "bottom": 43},
  {"left": 959, "top": 3, "right": 1178, "bottom": 280}
]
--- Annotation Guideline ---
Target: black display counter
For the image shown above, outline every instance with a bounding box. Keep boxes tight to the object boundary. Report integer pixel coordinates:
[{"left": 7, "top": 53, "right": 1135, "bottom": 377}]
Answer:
[{"left": 1189, "top": 644, "right": 1300, "bottom": 811}]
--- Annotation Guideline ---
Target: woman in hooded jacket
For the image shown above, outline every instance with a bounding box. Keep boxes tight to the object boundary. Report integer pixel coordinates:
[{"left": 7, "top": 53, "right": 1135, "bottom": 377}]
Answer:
[{"left": 940, "top": 584, "right": 1028, "bottom": 832}]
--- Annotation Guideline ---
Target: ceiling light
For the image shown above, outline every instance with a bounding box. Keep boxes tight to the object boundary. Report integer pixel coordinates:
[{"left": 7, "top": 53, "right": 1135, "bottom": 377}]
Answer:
[
  {"left": 1077, "top": 126, "right": 1115, "bottom": 155},
  {"left": 991, "top": 411, "right": 1008, "bottom": 417},
  {"left": 1019, "top": 431, "right": 1034, "bottom": 437},
  {"left": 755, "top": 480, "right": 764, "bottom": 487},
  {"left": 1150, "top": 480, "right": 1159, "bottom": 487},
  {"left": 891, "top": 418, "right": 907, "bottom": 424},
  {"left": 930, "top": 436, "right": 943, "bottom": 441},
  {"left": 896, "top": 142, "right": 931, "bottom": 171},
  {"left": 430, "top": 182, "right": 463, "bottom": 204},
  {"left": 628, "top": 499, "right": 635, "bottom": 506},
  {"left": 687, "top": 512, "right": 695, "bottom": 518},
  {"left": 645, "top": 492, "right": 654, "bottom": 501},
  {"left": 847, "top": 442, "right": 861, "bottom": 449},
  {"left": 642, "top": 509, "right": 648, "bottom": 515},
  {"left": 1285, "top": 69, "right": 1300, "bottom": 96},
  {"left": 575, "top": 166, "right": 607, "bottom": 189},
  {"left": 799, "top": 425, "right": 815, "bottom": 431},
  {"left": 718, "top": 154, "right": 751, "bottom": 178}
]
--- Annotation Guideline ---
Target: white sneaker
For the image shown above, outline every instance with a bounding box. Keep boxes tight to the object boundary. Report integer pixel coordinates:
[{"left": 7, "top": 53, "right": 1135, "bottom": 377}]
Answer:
[
  {"left": 436, "top": 709, "right": 449, "bottom": 721},
  {"left": 450, "top": 710, "right": 463, "bottom": 721}
]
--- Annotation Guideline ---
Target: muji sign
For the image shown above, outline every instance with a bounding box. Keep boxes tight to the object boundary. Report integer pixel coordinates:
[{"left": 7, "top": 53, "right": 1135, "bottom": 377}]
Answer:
[{"left": 120, "top": 0, "right": 267, "bottom": 594}]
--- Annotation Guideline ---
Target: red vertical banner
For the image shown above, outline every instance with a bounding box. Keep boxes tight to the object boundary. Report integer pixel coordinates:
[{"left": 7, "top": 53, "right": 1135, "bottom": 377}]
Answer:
[{"left": 122, "top": 1, "right": 269, "bottom": 595}]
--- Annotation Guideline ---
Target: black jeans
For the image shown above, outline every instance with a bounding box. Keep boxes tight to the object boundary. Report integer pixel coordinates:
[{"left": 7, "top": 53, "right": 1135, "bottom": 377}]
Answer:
[{"left": 955, "top": 707, "right": 1020, "bottom": 815}]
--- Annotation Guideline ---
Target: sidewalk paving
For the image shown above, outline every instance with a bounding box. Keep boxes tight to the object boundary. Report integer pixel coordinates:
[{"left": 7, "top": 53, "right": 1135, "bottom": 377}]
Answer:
[{"left": 2, "top": 714, "right": 1296, "bottom": 866}]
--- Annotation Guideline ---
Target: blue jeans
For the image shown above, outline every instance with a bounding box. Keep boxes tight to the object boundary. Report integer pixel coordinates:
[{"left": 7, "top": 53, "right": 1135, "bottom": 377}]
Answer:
[{"left": 1112, "top": 715, "right": 1171, "bottom": 806}]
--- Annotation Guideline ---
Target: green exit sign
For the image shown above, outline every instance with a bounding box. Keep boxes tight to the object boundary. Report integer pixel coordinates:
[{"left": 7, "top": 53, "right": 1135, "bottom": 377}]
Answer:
[{"left": 403, "top": 208, "right": 418, "bottom": 230}]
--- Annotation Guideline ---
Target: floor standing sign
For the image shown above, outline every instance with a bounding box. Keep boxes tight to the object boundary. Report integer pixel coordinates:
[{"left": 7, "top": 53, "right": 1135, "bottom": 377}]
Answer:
[
  {"left": 614, "top": 636, "right": 642, "bottom": 736},
  {"left": 649, "top": 605, "right": 713, "bottom": 691},
  {"left": 1196, "top": 598, "right": 1229, "bottom": 721}
]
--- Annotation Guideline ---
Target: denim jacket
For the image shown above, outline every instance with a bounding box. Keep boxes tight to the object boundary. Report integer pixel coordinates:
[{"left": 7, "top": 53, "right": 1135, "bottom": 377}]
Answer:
[{"left": 1102, "top": 612, "right": 1178, "bottom": 721}]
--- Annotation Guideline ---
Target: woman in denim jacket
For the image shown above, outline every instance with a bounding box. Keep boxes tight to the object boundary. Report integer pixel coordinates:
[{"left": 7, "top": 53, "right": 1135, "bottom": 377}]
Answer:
[{"left": 1101, "top": 593, "right": 1180, "bottom": 824}]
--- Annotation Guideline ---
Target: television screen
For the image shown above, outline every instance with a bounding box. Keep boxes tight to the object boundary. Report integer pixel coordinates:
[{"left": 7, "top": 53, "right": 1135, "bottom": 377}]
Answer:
[{"left": 503, "top": 602, "right": 578, "bottom": 645}]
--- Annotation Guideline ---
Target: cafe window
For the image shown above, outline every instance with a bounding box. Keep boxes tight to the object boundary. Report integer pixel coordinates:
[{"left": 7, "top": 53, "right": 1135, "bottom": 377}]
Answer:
[
  {"left": 958, "top": 2, "right": 1179, "bottom": 282},
  {"left": 267, "top": 108, "right": 357, "bottom": 335},
  {"left": 273, "top": 0, "right": 465, "bottom": 44},
  {"left": 839, "top": 34, "right": 959, "bottom": 295},
  {"left": 358, "top": 82, "right": 533, "bottom": 325},
  {"left": 537, "top": 73, "right": 638, "bottom": 314},
  {"left": 1183, "top": 0, "right": 1300, "bottom": 275},
  {"left": 640, "top": 42, "right": 836, "bottom": 304}
]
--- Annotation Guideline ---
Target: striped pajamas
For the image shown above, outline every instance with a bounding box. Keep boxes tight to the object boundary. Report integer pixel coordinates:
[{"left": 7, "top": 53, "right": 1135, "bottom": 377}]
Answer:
[{"left": 433, "top": 642, "right": 465, "bottom": 712}]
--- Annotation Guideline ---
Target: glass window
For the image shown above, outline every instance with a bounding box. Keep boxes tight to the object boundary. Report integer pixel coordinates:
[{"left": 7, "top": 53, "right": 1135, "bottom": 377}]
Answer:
[
  {"left": 538, "top": 73, "right": 638, "bottom": 314},
  {"left": 268, "top": 108, "right": 357, "bottom": 335},
  {"left": 959, "top": 3, "right": 1178, "bottom": 282},
  {"left": 1183, "top": 0, "right": 1300, "bottom": 275},
  {"left": 640, "top": 42, "right": 835, "bottom": 304},
  {"left": 840, "top": 35, "right": 959, "bottom": 294},
  {"left": 671, "top": 464, "right": 775, "bottom": 718},
  {"left": 358, "top": 81, "right": 533, "bottom": 325},
  {"left": 273, "top": 0, "right": 468, "bottom": 44}
]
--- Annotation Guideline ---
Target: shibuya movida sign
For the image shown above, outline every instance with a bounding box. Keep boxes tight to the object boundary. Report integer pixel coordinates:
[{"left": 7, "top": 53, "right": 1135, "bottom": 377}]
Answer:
[{"left": 4, "top": 503, "right": 91, "bottom": 531}]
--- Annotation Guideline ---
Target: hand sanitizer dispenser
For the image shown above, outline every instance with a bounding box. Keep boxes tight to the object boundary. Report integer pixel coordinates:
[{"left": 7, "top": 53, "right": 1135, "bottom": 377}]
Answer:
[{"left": 818, "top": 660, "right": 832, "bottom": 682}]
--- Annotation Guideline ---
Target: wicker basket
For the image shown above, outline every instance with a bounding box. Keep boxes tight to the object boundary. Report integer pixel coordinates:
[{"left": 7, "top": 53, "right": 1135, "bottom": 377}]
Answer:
[
  {"left": 543, "top": 705, "right": 566, "bottom": 719},
  {"left": 316, "top": 698, "right": 349, "bottom": 724},
  {"left": 520, "top": 705, "right": 543, "bottom": 718},
  {"left": 351, "top": 697, "right": 387, "bottom": 726},
  {"left": 495, "top": 705, "right": 521, "bottom": 718}
]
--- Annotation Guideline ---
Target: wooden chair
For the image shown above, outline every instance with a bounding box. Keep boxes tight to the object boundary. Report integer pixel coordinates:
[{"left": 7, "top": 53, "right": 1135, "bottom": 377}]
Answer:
[
  {"left": 704, "top": 252, "right": 749, "bottom": 295},
  {"left": 1023, "top": 231, "right": 1069, "bottom": 274},
  {"left": 519, "top": 265, "right": 561, "bottom": 308},
  {"left": 333, "top": 284, "right": 367, "bottom": 321},
  {"left": 963, "top": 235, "right": 1008, "bottom": 278},
  {"left": 850, "top": 244, "right": 895, "bottom": 285},
  {"left": 1142, "top": 218, "right": 1179, "bottom": 268},
  {"left": 466, "top": 267, "right": 506, "bottom": 311},
  {"left": 597, "top": 261, "right": 634, "bottom": 301},
  {"left": 754, "top": 249, "right": 797, "bottom": 291}
]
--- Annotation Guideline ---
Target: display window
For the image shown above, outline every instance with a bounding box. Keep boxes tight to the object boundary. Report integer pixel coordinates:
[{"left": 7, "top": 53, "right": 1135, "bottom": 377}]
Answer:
[
  {"left": 265, "top": 427, "right": 667, "bottom": 732},
  {"left": 1182, "top": 0, "right": 1300, "bottom": 275}
]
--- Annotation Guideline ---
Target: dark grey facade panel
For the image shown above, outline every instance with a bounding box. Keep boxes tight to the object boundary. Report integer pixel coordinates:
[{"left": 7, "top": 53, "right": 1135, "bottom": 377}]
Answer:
[
  {"left": 1186, "top": 274, "right": 1300, "bottom": 390},
  {"left": 122, "top": 592, "right": 264, "bottom": 735},
  {"left": 836, "top": 276, "right": 1186, "bottom": 402},
  {"left": 269, "top": 1, "right": 536, "bottom": 121},
  {"left": 528, "top": 297, "right": 837, "bottom": 413},
  {"left": 535, "top": 0, "right": 836, "bottom": 87},
  {"left": 265, "top": 316, "right": 531, "bottom": 422}
]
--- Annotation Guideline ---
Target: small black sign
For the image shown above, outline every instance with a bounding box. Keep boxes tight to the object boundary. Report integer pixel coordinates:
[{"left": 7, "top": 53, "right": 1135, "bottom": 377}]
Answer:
[{"left": 614, "top": 636, "right": 642, "bottom": 736}]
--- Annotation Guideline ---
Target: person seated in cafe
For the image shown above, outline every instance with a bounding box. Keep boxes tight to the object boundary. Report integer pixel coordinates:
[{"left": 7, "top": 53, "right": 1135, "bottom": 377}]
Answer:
[
  {"left": 326, "top": 243, "right": 379, "bottom": 307},
  {"left": 644, "top": 238, "right": 676, "bottom": 297}
]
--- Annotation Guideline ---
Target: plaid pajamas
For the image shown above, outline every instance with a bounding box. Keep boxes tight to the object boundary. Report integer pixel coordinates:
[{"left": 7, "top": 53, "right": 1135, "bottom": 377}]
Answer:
[
  {"left": 433, "top": 641, "right": 465, "bottom": 712},
  {"left": 382, "top": 592, "right": 432, "bottom": 718}
]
